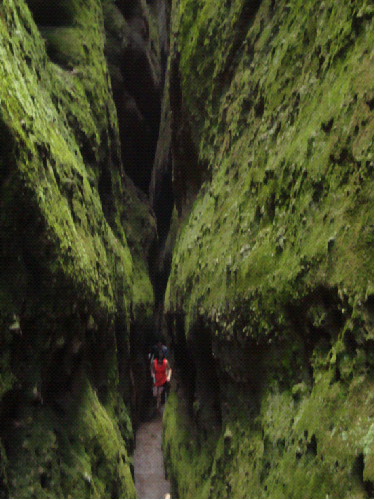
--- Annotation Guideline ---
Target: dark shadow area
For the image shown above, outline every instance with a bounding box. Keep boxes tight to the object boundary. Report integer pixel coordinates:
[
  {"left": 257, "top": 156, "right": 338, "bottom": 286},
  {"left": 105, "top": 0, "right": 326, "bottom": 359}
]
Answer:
[
  {"left": 215, "top": 0, "right": 263, "bottom": 90},
  {"left": 152, "top": 149, "right": 174, "bottom": 246},
  {"left": 287, "top": 285, "right": 350, "bottom": 386},
  {"left": 165, "top": 312, "right": 222, "bottom": 442},
  {"left": 169, "top": 52, "right": 206, "bottom": 217},
  {"left": 25, "top": 0, "right": 75, "bottom": 27},
  {"left": 150, "top": 155, "right": 174, "bottom": 331},
  {"left": 154, "top": 253, "right": 172, "bottom": 305},
  {"left": 104, "top": 1, "right": 163, "bottom": 195},
  {"left": 128, "top": 316, "right": 160, "bottom": 427},
  {"left": 167, "top": 311, "right": 196, "bottom": 413},
  {"left": 352, "top": 453, "right": 374, "bottom": 499},
  {"left": 97, "top": 156, "right": 115, "bottom": 224},
  {"left": 0, "top": 119, "right": 15, "bottom": 183},
  {"left": 38, "top": 312, "right": 85, "bottom": 416},
  {"left": 0, "top": 387, "right": 24, "bottom": 459},
  {"left": 189, "top": 317, "right": 222, "bottom": 432},
  {"left": 117, "top": 49, "right": 161, "bottom": 193},
  {"left": 306, "top": 434, "right": 317, "bottom": 457},
  {"left": 116, "top": 0, "right": 144, "bottom": 20}
]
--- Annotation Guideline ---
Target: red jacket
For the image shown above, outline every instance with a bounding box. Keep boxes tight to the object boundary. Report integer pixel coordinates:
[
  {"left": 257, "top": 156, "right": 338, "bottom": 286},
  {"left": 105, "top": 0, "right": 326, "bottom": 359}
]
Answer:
[{"left": 154, "top": 359, "right": 167, "bottom": 386}]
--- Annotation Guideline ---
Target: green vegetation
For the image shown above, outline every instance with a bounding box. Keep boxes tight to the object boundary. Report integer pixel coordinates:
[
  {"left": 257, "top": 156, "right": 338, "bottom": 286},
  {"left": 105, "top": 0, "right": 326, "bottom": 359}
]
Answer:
[
  {"left": 0, "top": 0, "right": 155, "bottom": 496},
  {"left": 0, "top": 0, "right": 372, "bottom": 496},
  {"left": 166, "top": 0, "right": 373, "bottom": 329},
  {"left": 163, "top": 0, "right": 373, "bottom": 497},
  {"left": 6, "top": 380, "right": 136, "bottom": 498}
]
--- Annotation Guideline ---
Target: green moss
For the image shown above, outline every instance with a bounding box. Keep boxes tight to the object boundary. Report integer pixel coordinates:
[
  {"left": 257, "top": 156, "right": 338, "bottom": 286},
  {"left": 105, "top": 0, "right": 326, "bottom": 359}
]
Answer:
[
  {"left": 0, "top": 0, "right": 156, "bottom": 497},
  {"left": 0, "top": 0, "right": 156, "bottom": 325},
  {"left": 167, "top": 1, "right": 373, "bottom": 324},
  {"left": 164, "top": 340, "right": 373, "bottom": 498},
  {"left": 163, "top": 0, "right": 373, "bottom": 497},
  {"left": 0, "top": 0, "right": 134, "bottom": 312},
  {"left": 362, "top": 424, "right": 374, "bottom": 483},
  {"left": 163, "top": 391, "right": 221, "bottom": 499},
  {"left": 7, "top": 380, "right": 136, "bottom": 499},
  {"left": 166, "top": 0, "right": 373, "bottom": 338}
]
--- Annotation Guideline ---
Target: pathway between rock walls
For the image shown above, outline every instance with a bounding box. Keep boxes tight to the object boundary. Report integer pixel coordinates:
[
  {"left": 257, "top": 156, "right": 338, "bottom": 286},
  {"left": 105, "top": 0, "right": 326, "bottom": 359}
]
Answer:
[{"left": 134, "top": 411, "right": 171, "bottom": 499}]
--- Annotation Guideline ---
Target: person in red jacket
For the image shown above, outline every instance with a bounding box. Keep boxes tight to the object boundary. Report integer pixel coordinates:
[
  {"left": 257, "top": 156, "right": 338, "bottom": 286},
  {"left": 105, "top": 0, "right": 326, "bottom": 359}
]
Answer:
[{"left": 151, "top": 351, "right": 171, "bottom": 412}]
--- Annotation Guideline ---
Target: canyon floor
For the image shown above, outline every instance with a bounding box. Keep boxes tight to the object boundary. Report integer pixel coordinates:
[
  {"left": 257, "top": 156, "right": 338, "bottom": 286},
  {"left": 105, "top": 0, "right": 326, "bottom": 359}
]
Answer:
[{"left": 134, "top": 410, "right": 171, "bottom": 499}]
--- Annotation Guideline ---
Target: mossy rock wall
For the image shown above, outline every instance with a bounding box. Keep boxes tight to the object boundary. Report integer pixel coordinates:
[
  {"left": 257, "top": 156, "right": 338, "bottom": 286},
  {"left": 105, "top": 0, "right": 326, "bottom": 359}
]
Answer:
[
  {"left": 0, "top": 0, "right": 157, "bottom": 497},
  {"left": 162, "top": 0, "right": 374, "bottom": 497}
]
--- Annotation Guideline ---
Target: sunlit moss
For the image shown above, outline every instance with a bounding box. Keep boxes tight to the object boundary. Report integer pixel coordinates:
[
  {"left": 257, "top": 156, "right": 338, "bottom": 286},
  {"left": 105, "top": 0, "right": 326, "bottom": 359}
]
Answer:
[
  {"left": 0, "top": 0, "right": 155, "bottom": 496},
  {"left": 163, "top": 0, "right": 373, "bottom": 497}
]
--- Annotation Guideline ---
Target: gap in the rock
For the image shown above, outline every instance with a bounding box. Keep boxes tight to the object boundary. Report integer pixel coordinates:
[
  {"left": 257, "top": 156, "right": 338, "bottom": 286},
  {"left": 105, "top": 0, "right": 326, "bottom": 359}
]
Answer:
[
  {"left": 117, "top": 0, "right": 174, "bottom": 492},
  {"left": 129, "top": 319, "right": 172, "bottom": 497}
]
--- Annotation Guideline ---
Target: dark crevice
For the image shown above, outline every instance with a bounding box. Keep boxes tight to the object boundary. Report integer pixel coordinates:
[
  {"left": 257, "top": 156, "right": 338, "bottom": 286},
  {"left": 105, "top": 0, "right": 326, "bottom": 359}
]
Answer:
[
  {"left": 0, "top": 473, "right": 9, "bottom": 499},
  {"left": 287, "top": 286, "right": 349, "bottom": 386},
  {"left": 366, "top": 98, "right": 374, "bottom": 111},
  {"left": 150, "top": 145, "right": 174, "bottom": 326},
  {"left": 189, "top": 317, "right": 222, "bottom": 431},
  {"left": 255, "top": 94, "right": 265, "bottom": 118},
  {"left": 167, "top": 312, "right": 197, "bottom": 412},
  {"left": 153, "top": 252, "right": 172, "bottom": 312},
  {"left": 0, "top": 387, "right": 24, "bottom": 458},
  {"left": 0, "top": 120, "right": 15, "bottom": 184},
  {"left": 115, "top": 314, "right": 130, "bottom": 399},
  {"left": 260, "top": 460, "right": 271, "bottom": 483},
  {"left": 321, "top": 118, "right": 334, "bottom": 133},
  {"left": 364, "top": 294, "right": 374, "bottom": 318},
  {"left": 116, "top": 0, "right": 145, "bottom": 20},
  {"left": 152, "top": 150, "right": 174, "bottom": 246},
  {"left": 40, "top": 472, "right": 49, "bottom": 489},
  {"left": 352, "top": 453, "right": 374, "bottom": 498},
  {"left": 352, "top": 453, "right": 364, "bottom": 478},
  {"left": 104, "top": 2, "right": 164, "bottom": 196},
  {"left": 41, "top": 326, "right": 85, "bottom": 414},
  {"left": 216, "top": 0, "right": 262, "bottom": 88},
  {"left": 169, "top": 52, "right": 205, "bottom": 217},
  {"left": 344, "top": 330, "right": 358, "bottom": 356},
  {"left": 97, "top": 163, "right": 115, "bottom": 222},
  {"left": 25, "top": 0, "right": 75, "bottom": 27},
  {"left": 306, "top": 434, "right": 317, "bottom": 456}
]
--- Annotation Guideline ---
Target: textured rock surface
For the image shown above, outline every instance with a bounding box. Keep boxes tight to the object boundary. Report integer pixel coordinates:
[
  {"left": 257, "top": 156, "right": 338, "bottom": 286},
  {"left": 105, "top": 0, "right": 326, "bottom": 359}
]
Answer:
[
  {"left": 0, "top": 0, "right": 157, "bottom": 497},
  {"left": 0, "top": 0, "right": 373, "bottom": 497},
  {"left": 103, "top": 0, "right": 163, "bottom": 193},
  {"left": 162, "top": 0, "right": 374, "bottom": 498}
]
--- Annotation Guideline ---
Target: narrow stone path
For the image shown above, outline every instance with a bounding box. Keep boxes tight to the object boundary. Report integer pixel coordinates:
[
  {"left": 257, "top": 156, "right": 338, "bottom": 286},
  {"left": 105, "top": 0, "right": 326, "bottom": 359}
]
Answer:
[{"left": 134, "top": 411, "right": 171, "bottom": 499}]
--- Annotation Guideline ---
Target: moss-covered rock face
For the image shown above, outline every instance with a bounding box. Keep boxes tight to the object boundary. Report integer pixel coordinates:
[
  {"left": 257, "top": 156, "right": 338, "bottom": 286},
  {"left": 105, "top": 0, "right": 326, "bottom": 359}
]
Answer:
[
  {"left": 162, "top": 0, "right": 374, "bottom": 497},
  {"left": 0, "top": 0, "right": 156, "bottom": 497}
]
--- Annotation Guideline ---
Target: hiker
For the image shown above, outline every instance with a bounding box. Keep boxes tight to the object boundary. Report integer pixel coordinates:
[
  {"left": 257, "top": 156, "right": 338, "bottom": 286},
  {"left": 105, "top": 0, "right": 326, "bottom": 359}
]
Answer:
[
  {"left": 152, "top": 340, "right": 168, "bottom": 360},
  {"left": 149, "top": 340, "right": 168, "bottom": 377},
  {"left": 151, "top": 351, "right": 171, "bottom": 411}
]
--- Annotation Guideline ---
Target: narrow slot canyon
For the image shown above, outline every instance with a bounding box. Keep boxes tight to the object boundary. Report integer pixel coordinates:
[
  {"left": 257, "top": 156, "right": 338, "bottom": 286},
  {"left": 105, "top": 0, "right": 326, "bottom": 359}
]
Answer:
[
  {"left": 0, "top": 0, "right": 373, "bottom": 499},
  {"left": 103, "top": 0, "right": 175, "bottom": 496}
]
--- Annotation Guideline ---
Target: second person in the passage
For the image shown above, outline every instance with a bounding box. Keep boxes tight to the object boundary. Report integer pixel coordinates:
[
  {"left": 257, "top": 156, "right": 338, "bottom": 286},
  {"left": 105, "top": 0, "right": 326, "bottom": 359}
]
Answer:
[{"left": 152, "top": 350, "right": 172, "bottom": 411}]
